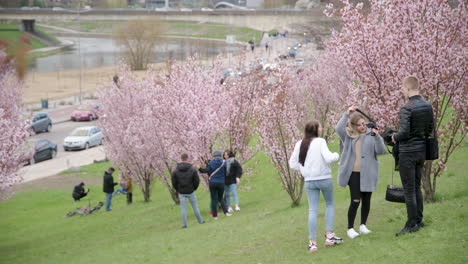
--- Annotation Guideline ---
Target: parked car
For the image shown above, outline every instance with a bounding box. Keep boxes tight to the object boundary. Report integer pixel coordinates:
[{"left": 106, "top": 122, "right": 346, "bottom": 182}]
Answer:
[
  {"left": 70, "top": 104, "right": 99, "bottom": 121},
  {"left": 31, "top": 112, "right": 52, "bottom": 134},
  {"left": 26, "top": 139, "right": 57, "bottom": 165},
  {"left": 63, "top": 126, "right": 104, "bottom": 151}
]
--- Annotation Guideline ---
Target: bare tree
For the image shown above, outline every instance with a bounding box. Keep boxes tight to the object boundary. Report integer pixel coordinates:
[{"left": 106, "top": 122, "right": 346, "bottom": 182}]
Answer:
[{"left": 113, "top": 19, "right": 167, "bottom": 71}]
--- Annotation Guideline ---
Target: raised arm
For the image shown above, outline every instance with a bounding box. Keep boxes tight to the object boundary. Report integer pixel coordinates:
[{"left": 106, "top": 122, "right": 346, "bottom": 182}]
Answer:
[{"left": 336, "top": 114, "right": 349, "bottom": 142}]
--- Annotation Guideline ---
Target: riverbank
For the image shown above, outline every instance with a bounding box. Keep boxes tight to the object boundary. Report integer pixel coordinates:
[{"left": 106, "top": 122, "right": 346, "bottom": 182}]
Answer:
[
  {"left": 39, "top": 20, "right": 264, "bottom": 43},
  {"left": 23, "top": 32, "right": 318, "bottom": 105}
]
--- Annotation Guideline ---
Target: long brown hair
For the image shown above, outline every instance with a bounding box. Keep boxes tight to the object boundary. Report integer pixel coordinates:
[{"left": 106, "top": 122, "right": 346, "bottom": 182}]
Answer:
[{"left": 299, "top": 121, "right": 320, "bottom": 166}]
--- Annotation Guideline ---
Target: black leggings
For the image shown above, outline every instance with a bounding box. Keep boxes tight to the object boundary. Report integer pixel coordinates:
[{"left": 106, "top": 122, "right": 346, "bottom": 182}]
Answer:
[{"left": 347, "top": 172, "right": 372, "bottom": 229}]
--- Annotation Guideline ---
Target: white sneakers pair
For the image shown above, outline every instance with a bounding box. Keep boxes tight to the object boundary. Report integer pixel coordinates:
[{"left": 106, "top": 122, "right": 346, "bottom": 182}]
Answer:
[
  {"left": 227, "top": 205, "right": 241, "bottom": 213},
  {"left": 347, "top": 225, "right": 372, "bottom": 239}
]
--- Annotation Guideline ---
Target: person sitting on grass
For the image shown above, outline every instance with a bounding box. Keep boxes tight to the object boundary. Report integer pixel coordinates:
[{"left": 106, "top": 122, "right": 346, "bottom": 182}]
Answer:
[{"left": 72, "top": 182, "right": 89, "bottom": 202}]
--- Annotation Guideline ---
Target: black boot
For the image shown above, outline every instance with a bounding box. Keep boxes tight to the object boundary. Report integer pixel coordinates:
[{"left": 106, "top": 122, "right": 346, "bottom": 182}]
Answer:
[{"left": 396, "top": 225, "right": 420, "bottom": 236}]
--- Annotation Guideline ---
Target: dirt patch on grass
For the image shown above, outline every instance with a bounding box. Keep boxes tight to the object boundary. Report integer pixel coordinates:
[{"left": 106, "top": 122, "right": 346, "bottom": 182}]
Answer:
[{"left": 13, "top": 173, "right": 102, "bottom": 194}]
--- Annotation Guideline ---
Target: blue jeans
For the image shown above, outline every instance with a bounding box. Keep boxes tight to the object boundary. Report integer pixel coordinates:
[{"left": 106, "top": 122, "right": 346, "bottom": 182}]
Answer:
[
  {"left": 105, "top": 193, "right": 113, "bottom": 211},
  {"left": 305, "top": 178, "right": 335, "bottom": 240},
  {"left": 112, "top": 188, "right": 127, "bottom": 197},
  {"left": 225, "top": 184, "right": 239, "bottom": 207},
  {"left": 179, "top": 192, "right": 204, "bottom": 227}
]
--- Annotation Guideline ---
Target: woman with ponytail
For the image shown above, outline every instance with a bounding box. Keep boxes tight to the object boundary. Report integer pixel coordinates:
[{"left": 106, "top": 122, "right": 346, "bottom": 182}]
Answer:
[{"left": 289, "top": 121, "right": 342, "bottom": 252}]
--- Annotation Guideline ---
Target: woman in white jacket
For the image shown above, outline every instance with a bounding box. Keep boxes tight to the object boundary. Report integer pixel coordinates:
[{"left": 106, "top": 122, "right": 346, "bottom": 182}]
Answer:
[{"left": 289, "top": 121, "right": 343, "bottom": 252}]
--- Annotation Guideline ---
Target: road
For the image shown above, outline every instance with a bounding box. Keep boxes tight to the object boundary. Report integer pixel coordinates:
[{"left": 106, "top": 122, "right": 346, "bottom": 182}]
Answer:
[{"left": 30, "top": 119, "right": 98, "bottom": 157}]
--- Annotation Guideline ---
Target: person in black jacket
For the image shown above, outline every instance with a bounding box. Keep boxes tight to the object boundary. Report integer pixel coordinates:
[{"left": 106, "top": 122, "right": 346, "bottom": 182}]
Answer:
[
  {"left": 72, "top": 182, "right": 89, "bottom": 201},
  {"left": 102, "top": 167, "right": 117, "bottom": 211},
  {"left": 223, "top": 150, "right": 243, "bottom": 212},
  {"left": 392, "top": 75, "right": 434, "bottom": 236},
  {"left": 171, "top": 153, "right": 204, "bottom": 228}
]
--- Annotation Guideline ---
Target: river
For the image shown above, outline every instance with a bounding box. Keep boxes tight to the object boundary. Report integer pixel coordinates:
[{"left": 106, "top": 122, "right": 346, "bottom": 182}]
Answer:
[{"left": 29, "top": 36, "right": 243, "bottom": 73}]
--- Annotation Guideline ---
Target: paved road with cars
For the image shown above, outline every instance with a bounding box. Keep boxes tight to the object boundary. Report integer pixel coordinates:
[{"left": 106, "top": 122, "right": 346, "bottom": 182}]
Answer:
[{"left": 30, "top": 119, "right": 98, "bottom": 156}]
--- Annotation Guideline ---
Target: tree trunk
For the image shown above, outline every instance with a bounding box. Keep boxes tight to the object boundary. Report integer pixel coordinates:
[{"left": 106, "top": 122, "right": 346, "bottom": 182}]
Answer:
[
  {"left": 143, "top": 178, "right": 151, "bottom": 202},
  {"left": 422, "top": 160, "right": 435, "bottom": 202},
  {"left": 160, "top": 174, "right": 180, "bottom": 205}
]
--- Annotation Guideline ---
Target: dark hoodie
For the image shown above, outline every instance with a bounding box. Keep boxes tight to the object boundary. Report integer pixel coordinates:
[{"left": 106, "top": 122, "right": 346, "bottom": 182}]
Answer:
[{"left": 171, "top": 163, "right": 200, "bottom": 194}]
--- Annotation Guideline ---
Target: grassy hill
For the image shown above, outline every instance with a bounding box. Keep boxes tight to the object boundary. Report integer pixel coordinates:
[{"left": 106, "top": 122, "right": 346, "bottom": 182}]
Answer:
[{"left": 0, "top": 142, "right": 466, "bottom": 264}]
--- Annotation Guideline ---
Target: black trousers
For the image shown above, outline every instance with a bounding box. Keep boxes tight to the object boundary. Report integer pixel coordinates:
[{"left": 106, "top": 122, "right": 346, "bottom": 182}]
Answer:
[
  {"left": 126, "top": 192, "right": 133, "bottom": 204},
  {"left": 209, "top": 182, "right": 227, "bottom": 217},
  {"left": 399, "top": 151, "right": 425, "bottom": 227},
  {"left": 347, "top": 172, "right": 372, "bottom": 229},
  {"left": 73, "top": 192, "right": 87, "bottom": 201}
]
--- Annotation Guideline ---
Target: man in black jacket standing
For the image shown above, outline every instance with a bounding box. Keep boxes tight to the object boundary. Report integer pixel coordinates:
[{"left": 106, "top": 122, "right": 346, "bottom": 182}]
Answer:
[
  {"left": 171, "top": 153, "right": 204, "bottom": 228},
  {"left": 392, "top": 76, "right": 434, "bottom": 236},
  {"left": 103, "top": 167, "right": 117, "bottom": 211}
]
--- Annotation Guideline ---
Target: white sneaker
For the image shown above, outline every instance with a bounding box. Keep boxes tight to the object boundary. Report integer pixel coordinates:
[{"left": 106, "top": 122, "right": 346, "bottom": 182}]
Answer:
[
  {"left": 235, "top": 205, "right": 240, "bottom": 211},
  {"left": 227, "top": 207, "right": 234, "bottom": 213},
  {"left": 347, "top": 228, "right": 360, "bottom": 239},
  {"left": 359, "top": 224, "right": 372, "bottom": 234}
]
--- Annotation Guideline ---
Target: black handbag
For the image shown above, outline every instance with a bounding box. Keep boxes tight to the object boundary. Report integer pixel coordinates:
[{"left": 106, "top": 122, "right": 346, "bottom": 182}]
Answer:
[
  {"left": 385, "top": 165, "right": 405, "bottom": 203},
  {"left": 386, "top": 185, "right": 405, "bottom": 203}
]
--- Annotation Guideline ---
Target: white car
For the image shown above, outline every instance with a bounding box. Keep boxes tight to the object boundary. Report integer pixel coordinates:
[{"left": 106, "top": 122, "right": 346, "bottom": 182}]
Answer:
[{"left": 63, "top": 126, "right": 104, "bottom": 151}]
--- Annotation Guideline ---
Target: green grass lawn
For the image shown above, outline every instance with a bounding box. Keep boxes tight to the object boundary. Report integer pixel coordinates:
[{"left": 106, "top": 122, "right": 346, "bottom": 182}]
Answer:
[
  {"left": 0, "top": 24, "right": 47, "bottom": 51},
  {"left": 0, "top": 141, "right": 466, "bottom": 264}
]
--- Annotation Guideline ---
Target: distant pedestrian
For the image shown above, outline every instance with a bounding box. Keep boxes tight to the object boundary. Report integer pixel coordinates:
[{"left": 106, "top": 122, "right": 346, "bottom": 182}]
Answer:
[
  {"left": 197, "top": 150, "right": 232, "bottom": 220},
  {"left": 103, "top": 167, "right": 117, "bottom": 211},
  {"left": 265, "top": 42, "right": 269, "bottom": 51},
  {"left": 72, "top": 182, "right": 89, "bottom": 201},
  {"left": 126, "top": 177, "right": 133, "bottom": 204},
  {"left": 224, "top": 150, "right": 243, "bottom": 212},
  {"left": 171, "top": 153, "right": 205, "bottom": 228}
]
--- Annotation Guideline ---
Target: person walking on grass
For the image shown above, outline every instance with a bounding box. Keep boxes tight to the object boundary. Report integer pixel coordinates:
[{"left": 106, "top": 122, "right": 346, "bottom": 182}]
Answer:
[
  {"left": 171, "top": 153, "right": 205, "bottom": 228},
  {"left": 197, "top": 150, "right": 232, "bottom": 220},
  {"left": 336, "top": 106, "right": 387, "bottom": 239},
  {"left": 392, "top": 75, "right": 434, "bottom": 236},
  {"left": 103, "top": 167, "right": 117, "bottom": 211},
  {"left": 289, "top": 121, "right": 342, "bottom": 252},
  {"left": 224, "top": 150, "right": 243, "bottom": 212}
]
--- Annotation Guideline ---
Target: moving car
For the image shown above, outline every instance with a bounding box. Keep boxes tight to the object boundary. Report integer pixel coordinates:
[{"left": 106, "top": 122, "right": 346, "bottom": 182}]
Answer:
[
  {"left": 70, "top": 105, "right": 99, "bottom": 121},
  {"left": 26, "top": 139, "right": 57, "bottom": 165},
  {"left": 63, "top": 126, "right": 104, "bottom": 151},
  {"left": 31, "top": 112, "right": 52, "bottom": 134}
]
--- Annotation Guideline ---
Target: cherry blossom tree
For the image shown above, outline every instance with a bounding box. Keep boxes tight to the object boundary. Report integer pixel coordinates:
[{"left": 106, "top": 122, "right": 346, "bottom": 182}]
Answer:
[
  {"left": 98, "top": 66, "right": 171, "bottom": 202},
  {"left": 160, "top": 56, "right": 231, "bottom": 186},
  {"left": 0, "top": 52, "right": 32, "bottom": 201},
  {"left": 255, "top": 64, "right": 309, "bottom": 206},
  {"left": 219, "top": 61, "right": 266, "bottom": 163},
  {"left": 298, "top": 53, "right": 353, "bottom": 141},
  {"left": 326, "top": 0, "right": 467, "bottom": 201}
]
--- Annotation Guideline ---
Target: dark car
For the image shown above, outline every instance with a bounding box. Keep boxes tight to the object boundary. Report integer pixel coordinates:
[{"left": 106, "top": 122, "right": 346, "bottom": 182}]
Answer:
[
  {"left": 31, "top": 112, "right": 52, "bottom": 134},
  {"left": 26, "top": 139, "right": 57, "bottom": 165}
]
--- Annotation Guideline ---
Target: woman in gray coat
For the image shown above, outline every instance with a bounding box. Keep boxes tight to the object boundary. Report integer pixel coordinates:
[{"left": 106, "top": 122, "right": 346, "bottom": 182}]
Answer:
[{"left": 336, "top": 106, "right": 387, "bottom": 239}]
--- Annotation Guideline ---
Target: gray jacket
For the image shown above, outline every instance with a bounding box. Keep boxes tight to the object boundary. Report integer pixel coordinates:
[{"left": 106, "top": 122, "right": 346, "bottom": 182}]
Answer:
[{"left": 336, "top": 114, "right": 387, "bottom": 192}]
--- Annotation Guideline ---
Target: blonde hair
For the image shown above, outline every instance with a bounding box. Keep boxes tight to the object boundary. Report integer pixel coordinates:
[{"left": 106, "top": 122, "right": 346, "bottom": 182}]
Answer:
[
  {"left": 403, "top": 75, "right": 420, "bottom": 91},
  {"left": 346, "top": 112, "right": 365, "bottom": 138}
]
